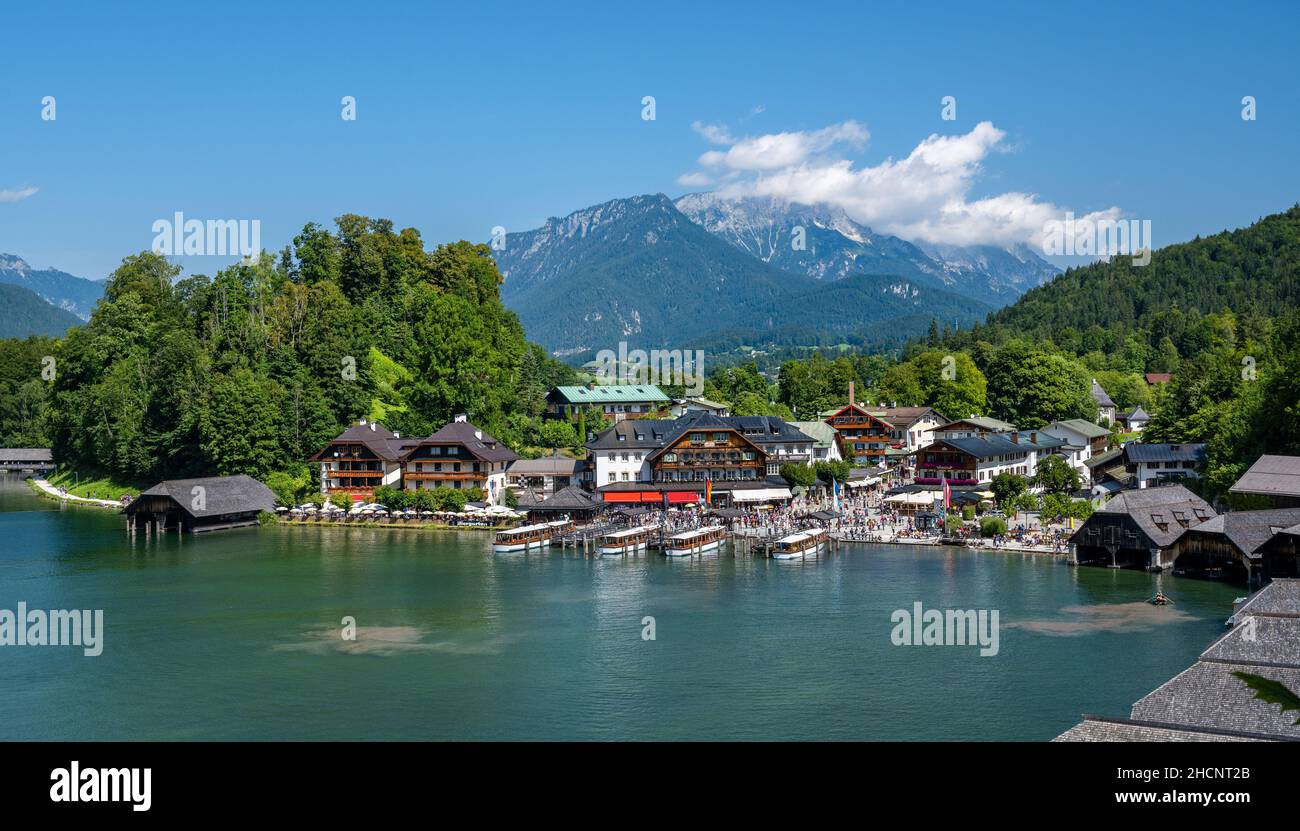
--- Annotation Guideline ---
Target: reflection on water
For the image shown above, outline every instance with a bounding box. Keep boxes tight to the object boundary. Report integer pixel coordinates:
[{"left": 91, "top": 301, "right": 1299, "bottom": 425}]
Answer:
[{"left": 0, "top": 475, "right": 1242, "bottom": 741}]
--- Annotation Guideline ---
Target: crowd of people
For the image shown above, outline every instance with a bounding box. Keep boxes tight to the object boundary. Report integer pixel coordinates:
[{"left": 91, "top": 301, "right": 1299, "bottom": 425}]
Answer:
[{"left": 600, "top": 487, "right": 1073, "bottom": 554}]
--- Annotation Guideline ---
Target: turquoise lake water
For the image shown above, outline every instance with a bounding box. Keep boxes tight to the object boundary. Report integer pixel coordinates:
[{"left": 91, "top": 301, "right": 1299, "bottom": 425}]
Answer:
[{"left": 0, "top": 475, "right": 1242, "bottom": 740}]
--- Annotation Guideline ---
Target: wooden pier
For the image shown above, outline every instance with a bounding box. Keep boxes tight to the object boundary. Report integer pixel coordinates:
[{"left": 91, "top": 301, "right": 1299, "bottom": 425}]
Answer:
[{"left": 551, "top": 523, "right": 844, "bottom": 558}]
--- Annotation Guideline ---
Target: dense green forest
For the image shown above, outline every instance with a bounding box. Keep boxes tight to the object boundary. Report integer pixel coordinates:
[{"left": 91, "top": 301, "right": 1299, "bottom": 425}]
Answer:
[{"left": 0, "top": 216, "right": 577, "bottom": 497}]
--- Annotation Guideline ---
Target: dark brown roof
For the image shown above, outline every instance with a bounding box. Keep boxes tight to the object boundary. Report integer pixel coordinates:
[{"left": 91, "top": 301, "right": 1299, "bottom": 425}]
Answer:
[
  {"left": 308, "top": 422, "right": 414, "bottom": 462},
  {"left": 411, "top": 421, "right": 517, "bottom": 463}
]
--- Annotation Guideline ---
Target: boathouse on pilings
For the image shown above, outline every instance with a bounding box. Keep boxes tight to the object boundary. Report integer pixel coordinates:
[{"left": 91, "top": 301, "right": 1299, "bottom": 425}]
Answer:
[
  {"left": 1169, "top": 507, "right": 1300, "bottom": 586},
  {"left": 125, "top": 475, "right": 277, "bottom": 534},
  {"left": 1254, "top": 524, "right": 1300, "bottom": 580},
  {"left": 1069, "top": 485, "right": 1214, "bottom": 571}
]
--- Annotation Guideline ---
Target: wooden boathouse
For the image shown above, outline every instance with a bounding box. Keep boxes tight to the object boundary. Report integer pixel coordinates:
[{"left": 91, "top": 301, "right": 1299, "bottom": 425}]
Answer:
[
  {"left": 0, "top": 448, "right": 55, "bottom": 473},
  {"left": 1069, "top": 485, "right": 1214, "bottom": 570},
  {"left": 125, "top": 475, "right": 276, "bottom": 534}
]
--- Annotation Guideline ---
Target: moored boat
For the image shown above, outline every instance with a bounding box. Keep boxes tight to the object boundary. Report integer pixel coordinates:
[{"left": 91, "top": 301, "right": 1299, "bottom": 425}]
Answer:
[
  {"left": 771, "top": 527, "right": 828, "bottom": 560},
  {"left": 597, "top": 525, "right": 658, "bottom": 555},
  {"left": 663, "top": 526, "right": 727, "bottom": 557},
  {"left": 492, "top": 523, "right": 553, "bottom": 553}
]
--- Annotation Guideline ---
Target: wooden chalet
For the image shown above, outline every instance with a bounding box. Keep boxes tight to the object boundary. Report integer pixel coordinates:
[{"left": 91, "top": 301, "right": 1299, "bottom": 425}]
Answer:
[
  {"left": 125, "top": 475, "right": 276, "bottom": 534},
  {"left": 824, "top": 403, "right": 895, "bottom": 466},
  {"left": 308, "top": 420, "right": 413, "bottom": 500},
  {"left": 647, "top": 413, "right": 766, "bottom": 488},
  {"left": 401, "top": 416, "right": 517, "bottom": 504}
]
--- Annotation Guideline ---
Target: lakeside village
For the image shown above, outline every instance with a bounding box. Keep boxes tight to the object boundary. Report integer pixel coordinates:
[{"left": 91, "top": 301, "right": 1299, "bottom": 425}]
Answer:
[{"left": 7, "top": 376, "right": 1300, "bottom": 584}]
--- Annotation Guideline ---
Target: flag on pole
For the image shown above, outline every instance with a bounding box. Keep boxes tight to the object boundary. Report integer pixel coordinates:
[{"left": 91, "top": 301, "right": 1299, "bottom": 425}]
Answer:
[
  {"left": 833, "top": 478, "right": 841, "bottom": 512},
  {"left": 942, "top": 477, "right": 951, "bottom": 510},
  {"left": 705, "top": 477, "right": 712, "bottom": 505}
]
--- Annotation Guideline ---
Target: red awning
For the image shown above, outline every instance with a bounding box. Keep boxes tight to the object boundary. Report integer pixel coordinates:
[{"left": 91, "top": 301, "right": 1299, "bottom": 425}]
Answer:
[
  {"left": 602, "top": 492, "right": 641, "bottom": 503},
  {"left": 639, "top": 492, "right": 663, "bottom": 503},
  {"left": 667, "top": 491, "right": 699, "bottom": 504}
]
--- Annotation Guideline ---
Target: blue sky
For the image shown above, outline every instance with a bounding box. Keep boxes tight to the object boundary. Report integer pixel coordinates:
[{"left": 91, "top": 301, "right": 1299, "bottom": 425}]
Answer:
[{"left": 2, "top": 0, "right": 1297, "bottom": 279}]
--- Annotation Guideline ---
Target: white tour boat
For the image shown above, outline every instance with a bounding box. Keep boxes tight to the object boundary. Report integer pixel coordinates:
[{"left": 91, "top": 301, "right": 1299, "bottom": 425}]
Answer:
[
  {"left": 770, "top": 527, "right": 828, "bottom": 560},
  {"left": 596, "top": 525, "right": 658, "bottom": 556},
  {"left": 663, "top": 526, "right": 727, "bottom": 557},
  {"left": 492, "top": 523, "right": 553, "bottom": 553}
]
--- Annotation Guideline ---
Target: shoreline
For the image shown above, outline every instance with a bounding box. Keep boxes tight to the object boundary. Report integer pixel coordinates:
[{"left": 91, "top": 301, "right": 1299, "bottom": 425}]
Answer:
[
  {"left": 25, "top": 477, "right": 122, "bottom": 511},
  {"left": 270, "top": 517, "right": 507, "bottom": 532}
]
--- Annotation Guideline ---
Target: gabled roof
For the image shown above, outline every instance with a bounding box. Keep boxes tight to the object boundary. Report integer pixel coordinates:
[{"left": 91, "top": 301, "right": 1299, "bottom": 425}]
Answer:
[
  {"left": 1124, "top": 443, "right": 1207, "bottom": 464},
  {"left": 1229, "top": 578, "right": 1300, "bottom": 625},
  {"left": 790, "top": 421, "right": 839, "bottom": 448},
  {"left": 866, "top": 406, "right": 949, "bottom": 428},
  {"left": 309, "top": 422, "right": 415, "bottom": 462},
  {"left": 646, "top": 416, "right": 767, "bottom": 463},
  {"left": 551, "top": 384, "right": 669, "bottom": 405},
  {"left": 936, "top": 416, "right": 1015, "bottom": 433},
  {"left": 414, "top": 421, "right": 518, "bottom": 463},
  {"left": 585, "top": 413, "right": 811, "bottom": 453},
  {"left": 128, "top": 475, "right": 276, "bottom": 518},
  {"left": 1145, "top": 373, "right": 1172, "bottom": 385},
  {"left": 1090, "top": 379, "right": 1116, "bottom": 408},
  {"left": 1230, "top": 455, "right": 1300, "bottom": 499},
  {"left": 1045, "top": 418, "right": 1112, "bottom": 440},
  {"left": 824, "top": 402, "right": 889, "bottom": 424},
  {"left": 1183, "top": 508, "right": 1300, "bottom": 558},
  {"left": 586, "top": 418, "right": 679, "bottom": 451},
  {"left": 1084, "top": 484, "right": 1214, "bottom": 547},
  {"left": 533, "top": 484, "right": 601, "bottom": 512},
  {"left": 1118, "top": 406, "right": 1151, "bottom": 422}
]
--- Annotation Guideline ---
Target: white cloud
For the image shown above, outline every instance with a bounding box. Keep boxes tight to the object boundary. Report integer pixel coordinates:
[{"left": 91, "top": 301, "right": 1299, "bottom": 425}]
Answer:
[
  {"left": 0, "top": 186, "right": 39, "bottom": 204},
  {"left": 700, "top": 121, "right": 869, "bottom": 172},
  {"left": 676, "top": 171, "right": 717, "bottom": 188},
  {"left": 691, "top": 121, "right": 735, "bottom": 145},
  {"left": 679, "top": 121, "right": 1120, "bottom": 248}
]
